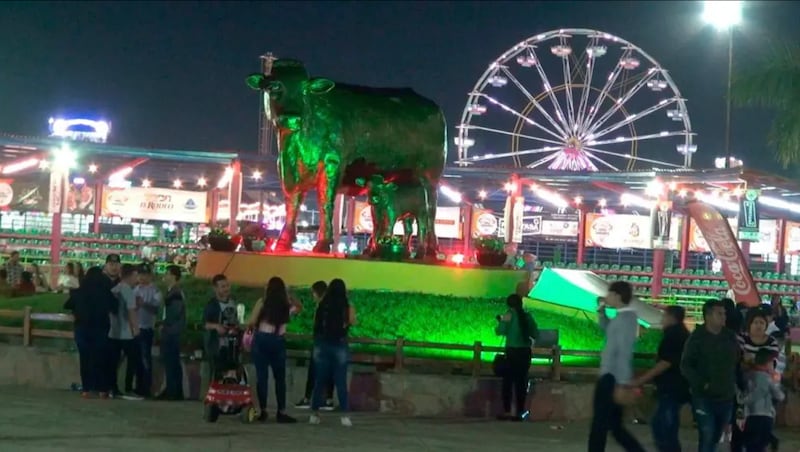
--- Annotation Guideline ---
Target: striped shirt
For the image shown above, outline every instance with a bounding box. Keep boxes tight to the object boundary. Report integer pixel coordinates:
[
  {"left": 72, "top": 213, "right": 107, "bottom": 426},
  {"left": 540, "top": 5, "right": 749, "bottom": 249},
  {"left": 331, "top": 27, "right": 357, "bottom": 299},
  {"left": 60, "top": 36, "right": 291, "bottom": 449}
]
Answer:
[{"left": 737, "top": 333, "right": 780, "bottom": 367}]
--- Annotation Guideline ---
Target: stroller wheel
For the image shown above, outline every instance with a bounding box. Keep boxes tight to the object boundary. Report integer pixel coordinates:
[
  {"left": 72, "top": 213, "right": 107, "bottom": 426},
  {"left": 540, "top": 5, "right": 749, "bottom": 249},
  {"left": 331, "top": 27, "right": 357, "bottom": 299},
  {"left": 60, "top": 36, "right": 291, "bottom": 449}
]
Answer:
[
  {"left": 241, "top": 405, "right": 257, "bottom": 424},
  {"left": 204, "top": 404, "right": 220, "bottom": 423}
]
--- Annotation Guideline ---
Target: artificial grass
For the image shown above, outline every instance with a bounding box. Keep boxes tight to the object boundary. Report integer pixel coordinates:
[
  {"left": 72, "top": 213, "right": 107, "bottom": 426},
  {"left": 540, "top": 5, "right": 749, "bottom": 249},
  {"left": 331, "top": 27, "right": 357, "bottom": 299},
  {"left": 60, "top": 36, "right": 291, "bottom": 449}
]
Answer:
[{"left": 0, "top": 278, "right": 662, "bottom": 365}]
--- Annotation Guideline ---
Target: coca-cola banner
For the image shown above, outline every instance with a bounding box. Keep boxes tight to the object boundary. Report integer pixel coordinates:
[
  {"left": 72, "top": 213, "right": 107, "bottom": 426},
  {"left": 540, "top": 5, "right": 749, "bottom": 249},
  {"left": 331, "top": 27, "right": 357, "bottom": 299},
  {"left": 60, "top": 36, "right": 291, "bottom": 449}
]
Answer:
[{"left": 687, "top": 200, "right": 760, "bottom": 307}]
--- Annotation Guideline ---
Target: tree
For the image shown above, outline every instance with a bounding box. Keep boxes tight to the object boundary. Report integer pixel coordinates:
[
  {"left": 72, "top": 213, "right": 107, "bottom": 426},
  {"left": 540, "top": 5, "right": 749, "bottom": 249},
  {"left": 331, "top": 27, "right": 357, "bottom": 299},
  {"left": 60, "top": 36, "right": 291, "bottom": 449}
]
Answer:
[{"left": 731, "top": 41, "right": 800, "bottom": 168}]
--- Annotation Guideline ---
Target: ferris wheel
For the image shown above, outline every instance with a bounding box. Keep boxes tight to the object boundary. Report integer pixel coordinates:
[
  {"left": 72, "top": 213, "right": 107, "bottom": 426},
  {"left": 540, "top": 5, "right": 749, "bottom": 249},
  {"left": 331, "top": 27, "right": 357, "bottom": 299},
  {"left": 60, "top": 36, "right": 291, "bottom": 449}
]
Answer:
[{"left": 455, "top": 29, "right": 696, "bottom": 171}]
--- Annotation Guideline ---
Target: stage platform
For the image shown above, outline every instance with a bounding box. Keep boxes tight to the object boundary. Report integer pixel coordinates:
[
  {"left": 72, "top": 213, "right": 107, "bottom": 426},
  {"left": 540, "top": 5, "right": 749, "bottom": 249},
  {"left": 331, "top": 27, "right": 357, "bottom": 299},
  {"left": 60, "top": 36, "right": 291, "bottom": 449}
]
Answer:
[{"left": 195, "top": 251, "right": 528, "bottom": 298}]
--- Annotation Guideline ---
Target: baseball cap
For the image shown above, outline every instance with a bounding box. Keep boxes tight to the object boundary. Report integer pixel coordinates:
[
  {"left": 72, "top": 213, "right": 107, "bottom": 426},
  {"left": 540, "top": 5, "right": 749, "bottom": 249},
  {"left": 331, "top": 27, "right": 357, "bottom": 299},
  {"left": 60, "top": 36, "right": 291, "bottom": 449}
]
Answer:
[{"left": 105, "top": 254, "right": 121, "bottom": 264}]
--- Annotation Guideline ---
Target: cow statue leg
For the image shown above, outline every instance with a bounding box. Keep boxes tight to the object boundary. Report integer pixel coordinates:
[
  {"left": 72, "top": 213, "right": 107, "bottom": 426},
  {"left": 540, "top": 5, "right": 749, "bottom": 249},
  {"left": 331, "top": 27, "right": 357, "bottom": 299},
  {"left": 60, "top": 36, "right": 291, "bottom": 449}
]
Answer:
[
  {"left": 401, "top": 217, "right": 414, "bottom": 253},
  {"left": 418, "top": 179, "right": 439, "bottom": 259},
  {"left": 277, "top": 189, "right": 304, "bottom": 251},
  {"left": 313, "top": 158, "right": 341, "bottom": 253}
]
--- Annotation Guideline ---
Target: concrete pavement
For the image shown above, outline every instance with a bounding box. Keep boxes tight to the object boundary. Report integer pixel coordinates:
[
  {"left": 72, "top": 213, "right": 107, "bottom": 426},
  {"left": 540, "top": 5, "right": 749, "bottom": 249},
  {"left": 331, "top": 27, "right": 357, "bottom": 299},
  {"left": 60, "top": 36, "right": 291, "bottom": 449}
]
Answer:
[{"left": 2, "top": 386, "right": 800, "bottom": 451}]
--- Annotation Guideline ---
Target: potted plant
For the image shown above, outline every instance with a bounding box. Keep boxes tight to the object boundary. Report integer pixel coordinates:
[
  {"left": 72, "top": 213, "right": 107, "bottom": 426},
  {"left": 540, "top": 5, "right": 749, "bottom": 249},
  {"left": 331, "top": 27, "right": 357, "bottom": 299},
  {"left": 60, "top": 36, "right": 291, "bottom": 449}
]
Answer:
[
  {"left": 207, "top": 228, "right": 238, "bottom": 252},
  {"left": 474, "top": 235, "right": 506, "bottom": 267},
  {"left": 375, "top": 235, "right": 408, "bottom": 262}
]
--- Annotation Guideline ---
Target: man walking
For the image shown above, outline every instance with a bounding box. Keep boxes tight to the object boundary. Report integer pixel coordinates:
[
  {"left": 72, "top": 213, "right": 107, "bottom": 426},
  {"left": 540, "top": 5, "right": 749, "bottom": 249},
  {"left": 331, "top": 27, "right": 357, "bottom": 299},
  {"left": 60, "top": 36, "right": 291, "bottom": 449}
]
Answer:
[
  {"left": 134, "top": 265, "right": 161, "bottom": 397},
  {"left": 632, "top": 306, "right": 690, "bottom": 451},
  {"left": 680, "top": 299, "right": 740, "bottom": 452},
  {"left": 588, "top": 281, "right": 646, "bottom": 452}
]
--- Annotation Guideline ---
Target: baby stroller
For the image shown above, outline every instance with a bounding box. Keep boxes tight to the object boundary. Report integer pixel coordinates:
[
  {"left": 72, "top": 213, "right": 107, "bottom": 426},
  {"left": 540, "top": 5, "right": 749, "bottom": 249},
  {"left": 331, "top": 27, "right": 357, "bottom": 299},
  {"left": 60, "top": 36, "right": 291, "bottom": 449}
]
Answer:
[{"left": 203, "top": 327, "right": 257, "bottom": 423}]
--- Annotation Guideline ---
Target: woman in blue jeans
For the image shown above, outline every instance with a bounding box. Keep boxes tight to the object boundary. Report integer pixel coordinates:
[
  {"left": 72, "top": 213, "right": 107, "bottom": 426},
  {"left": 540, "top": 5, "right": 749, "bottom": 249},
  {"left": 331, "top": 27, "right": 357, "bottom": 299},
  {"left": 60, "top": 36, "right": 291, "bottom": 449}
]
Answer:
[
  {"left": 309, "top": 278, "right": 357, "bottom": 427},
  {"left": 250, "top": 277, "right": 301, "bottom": 423}
]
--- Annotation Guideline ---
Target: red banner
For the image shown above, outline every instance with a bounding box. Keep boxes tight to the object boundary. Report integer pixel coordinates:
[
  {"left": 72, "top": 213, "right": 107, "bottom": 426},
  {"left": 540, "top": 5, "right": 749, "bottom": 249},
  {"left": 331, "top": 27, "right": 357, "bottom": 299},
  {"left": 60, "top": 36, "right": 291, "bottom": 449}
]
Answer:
[{"left": 686, "top": 200, "right": 760, "bottom": 307}]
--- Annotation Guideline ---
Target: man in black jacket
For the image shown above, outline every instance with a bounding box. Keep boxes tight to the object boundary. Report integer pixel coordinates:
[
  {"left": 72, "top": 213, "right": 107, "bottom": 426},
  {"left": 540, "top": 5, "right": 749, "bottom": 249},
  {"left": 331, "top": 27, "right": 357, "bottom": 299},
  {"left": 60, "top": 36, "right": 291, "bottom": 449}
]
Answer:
[
  {"left": 681, "top": 300, "right": 740, "bottom": 452},
  {"left": 158, "top": 265, "right": 186, "bottom": 401}
]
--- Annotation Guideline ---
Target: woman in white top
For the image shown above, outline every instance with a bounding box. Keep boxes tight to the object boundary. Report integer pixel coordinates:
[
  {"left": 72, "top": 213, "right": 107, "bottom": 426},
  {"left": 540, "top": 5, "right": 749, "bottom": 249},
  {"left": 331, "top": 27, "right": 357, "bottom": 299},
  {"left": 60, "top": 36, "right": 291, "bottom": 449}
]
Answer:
[
  {"left": 57, "top": 262, "right": 80, "bottom": 292},
  {"left": 248, "top": 277, "right": 302, "bottom": 423}
]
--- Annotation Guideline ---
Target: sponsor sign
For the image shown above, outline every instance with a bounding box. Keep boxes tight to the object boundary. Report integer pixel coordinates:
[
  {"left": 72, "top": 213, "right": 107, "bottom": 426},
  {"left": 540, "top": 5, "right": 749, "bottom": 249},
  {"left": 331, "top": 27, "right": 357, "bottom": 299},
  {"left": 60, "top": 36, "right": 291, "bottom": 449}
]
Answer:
[
  {"left": 102, "top": 186, "right": 208, "bottom": 223},
  {"left": 737, "top": 189, "right": 761, "bottom": 242},
  {"left": 352, "top": 202, "right": 462, "bottom": 239}
]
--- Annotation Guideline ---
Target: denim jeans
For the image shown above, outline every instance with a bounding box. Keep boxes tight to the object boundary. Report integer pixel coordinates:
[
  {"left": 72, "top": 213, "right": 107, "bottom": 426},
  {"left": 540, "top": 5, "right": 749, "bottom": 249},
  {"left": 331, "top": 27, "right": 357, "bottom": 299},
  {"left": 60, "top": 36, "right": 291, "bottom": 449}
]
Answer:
[
  {"left": 252, "top": 332, "right": 287, "bottom": 411},
  {"left": 312, "top": 340, "right": 349, "bottom": 412},
  {"left": 160, "top": 332, "right": 183, "bottom": 399},
  {"left": 139, "top": 328, "right": 154, "bottom": 396},
  {"left": 692, "top": 397, "right": 734, "bottom": 452},
  {"left": 652, "top": 393, "right": 685, "bottom": 452},
  {"left": 74, "top": 326, "right": 108, "bottom": 392}
]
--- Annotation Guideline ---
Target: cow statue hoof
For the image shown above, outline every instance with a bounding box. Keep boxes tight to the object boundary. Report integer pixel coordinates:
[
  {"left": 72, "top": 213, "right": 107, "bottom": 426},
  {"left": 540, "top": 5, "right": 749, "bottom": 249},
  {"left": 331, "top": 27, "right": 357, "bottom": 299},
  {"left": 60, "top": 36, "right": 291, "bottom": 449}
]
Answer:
[{"left": 313, "top": 240, "right": 333, "bottom": 254}]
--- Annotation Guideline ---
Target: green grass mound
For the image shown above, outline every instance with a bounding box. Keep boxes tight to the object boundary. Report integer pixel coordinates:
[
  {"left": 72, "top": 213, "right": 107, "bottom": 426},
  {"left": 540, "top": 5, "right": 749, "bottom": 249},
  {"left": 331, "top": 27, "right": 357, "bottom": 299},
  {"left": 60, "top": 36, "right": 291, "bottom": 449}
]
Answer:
[{"left": 0, "top": 278, "right": 661, "bottom": 365}]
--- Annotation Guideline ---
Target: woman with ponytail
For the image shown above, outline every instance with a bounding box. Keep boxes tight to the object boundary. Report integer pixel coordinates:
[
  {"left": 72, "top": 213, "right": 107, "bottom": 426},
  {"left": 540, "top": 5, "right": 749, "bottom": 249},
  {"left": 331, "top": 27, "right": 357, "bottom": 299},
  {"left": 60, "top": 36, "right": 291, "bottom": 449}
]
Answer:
[{"left": 495, "top": 293, "right": 539, "bottom": 421}]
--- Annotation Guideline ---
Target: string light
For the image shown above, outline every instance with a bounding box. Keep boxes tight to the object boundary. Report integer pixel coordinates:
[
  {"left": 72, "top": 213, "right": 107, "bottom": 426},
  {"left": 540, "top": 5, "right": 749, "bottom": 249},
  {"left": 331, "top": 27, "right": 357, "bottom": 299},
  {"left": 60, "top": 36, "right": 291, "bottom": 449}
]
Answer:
[
  {"left": 574, "top": 196, "right": 582, "bottom": 205},
  {"left": 478, "top": 190, "right": 487, "bottom": 200},
  {"left": 173, "top": 179, "right": 182, "bottom": 189},
  {"left": 141, "top": 179, "right": 151, "bottom": 188},
  {"left": 253, "top": 170, "right": 262, "bottom": 180},
  {"left": 197, "top": 177, "right": 207, "bottom": 187},
  {"left": 88, "top": 164, "right": 98, "bottom": 173},
  {"left": 599, "top": 198, "right": 607, "bottom": 208}
]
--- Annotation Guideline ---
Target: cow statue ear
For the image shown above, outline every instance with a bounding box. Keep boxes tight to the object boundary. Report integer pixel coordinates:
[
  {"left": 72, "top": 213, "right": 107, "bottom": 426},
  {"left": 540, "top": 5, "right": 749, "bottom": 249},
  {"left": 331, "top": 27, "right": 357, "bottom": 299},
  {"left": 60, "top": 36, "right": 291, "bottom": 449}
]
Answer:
[
  {"left": 246, "top": 73, "right": 266, "bottom": 90},
  {"left": 355, "top": 178, "right": 366, "bottom": 187},
  {"left": 306, "top": 78, "right": 335, "bottom": 95}
]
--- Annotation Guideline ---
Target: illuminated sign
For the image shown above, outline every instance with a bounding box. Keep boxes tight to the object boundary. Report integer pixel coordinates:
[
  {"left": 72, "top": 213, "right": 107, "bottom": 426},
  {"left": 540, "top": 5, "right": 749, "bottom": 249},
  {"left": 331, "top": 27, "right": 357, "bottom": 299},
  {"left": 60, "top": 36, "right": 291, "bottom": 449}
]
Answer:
[{"left": 48, "top": 118, "right": 110, "bottom": 143}]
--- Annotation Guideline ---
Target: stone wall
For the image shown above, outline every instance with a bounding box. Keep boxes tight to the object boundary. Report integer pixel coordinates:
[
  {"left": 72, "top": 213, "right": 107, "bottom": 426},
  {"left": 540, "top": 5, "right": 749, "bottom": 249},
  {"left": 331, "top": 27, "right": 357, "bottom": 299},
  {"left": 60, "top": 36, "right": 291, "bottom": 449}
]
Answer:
[{"left": 2, "top": 343, "right": 800, "bottom": 426}]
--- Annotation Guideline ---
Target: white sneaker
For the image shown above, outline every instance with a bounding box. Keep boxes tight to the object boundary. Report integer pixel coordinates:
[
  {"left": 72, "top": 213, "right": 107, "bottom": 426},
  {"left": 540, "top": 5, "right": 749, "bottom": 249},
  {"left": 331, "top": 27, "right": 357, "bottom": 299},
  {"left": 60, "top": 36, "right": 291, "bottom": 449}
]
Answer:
[
  {"left": 121, "top": 393, "right": 143, "bottom": 401},
  {"left": 309, "top": 414, "right": 321, "bottom": 425},
  {"left": 340, "top": 416, "right": 352, "bottom": 427}
]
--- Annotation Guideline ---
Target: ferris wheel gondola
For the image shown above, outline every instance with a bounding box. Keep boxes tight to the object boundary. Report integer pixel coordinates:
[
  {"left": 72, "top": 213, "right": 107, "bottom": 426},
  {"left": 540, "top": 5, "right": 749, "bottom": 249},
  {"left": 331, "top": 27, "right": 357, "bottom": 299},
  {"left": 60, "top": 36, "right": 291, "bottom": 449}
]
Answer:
[{"left": 456, "top": 29, "right": 696, "bottom": 171}]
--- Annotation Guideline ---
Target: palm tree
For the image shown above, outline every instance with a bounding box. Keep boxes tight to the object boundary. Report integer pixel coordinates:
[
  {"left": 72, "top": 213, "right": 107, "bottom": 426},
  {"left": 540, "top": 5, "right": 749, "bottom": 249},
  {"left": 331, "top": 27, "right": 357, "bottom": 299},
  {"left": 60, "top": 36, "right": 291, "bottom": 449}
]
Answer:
[{"left": 731, "top": 41, "right": 800, "bottom": 168}]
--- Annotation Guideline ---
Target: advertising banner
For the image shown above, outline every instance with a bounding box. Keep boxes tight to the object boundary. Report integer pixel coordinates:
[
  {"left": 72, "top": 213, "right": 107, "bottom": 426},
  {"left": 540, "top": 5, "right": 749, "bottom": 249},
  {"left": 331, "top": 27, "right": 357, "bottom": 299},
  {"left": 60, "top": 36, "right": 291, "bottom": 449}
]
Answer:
[
  {"left": 585, "top": 213, "right": 652, "bottom": 249},
  {"left": 785, "top": 221, "right": 800, "bottom": 255},
  {"left": 687, "top": 200, "right": 760, "bottom": 306},
  {"left": 650, "top": 200, "right": 672, "bottom": 249},
  {"left": 102, "top": 186, "right": 208, "bottom": 223},
  {"left": 352, "top": 202, "right": 462, "bottom": 239},
  {"left": 690, "top": 218, "right": 777, "bottom": 255},
  {"left": 737, "top": 189, "right": 761, "bottom": 242},
  {"left": 473, "top": 210, "right": 579, "bottom": 242}
]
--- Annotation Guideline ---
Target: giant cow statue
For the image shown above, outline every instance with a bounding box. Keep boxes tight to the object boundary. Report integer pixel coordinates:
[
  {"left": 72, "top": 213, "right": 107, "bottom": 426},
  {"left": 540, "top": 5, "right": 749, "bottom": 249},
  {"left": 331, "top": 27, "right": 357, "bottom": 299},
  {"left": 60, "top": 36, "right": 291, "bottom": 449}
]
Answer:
[{"left": 246, "top": 59, "right": 446, "bottom": 256}]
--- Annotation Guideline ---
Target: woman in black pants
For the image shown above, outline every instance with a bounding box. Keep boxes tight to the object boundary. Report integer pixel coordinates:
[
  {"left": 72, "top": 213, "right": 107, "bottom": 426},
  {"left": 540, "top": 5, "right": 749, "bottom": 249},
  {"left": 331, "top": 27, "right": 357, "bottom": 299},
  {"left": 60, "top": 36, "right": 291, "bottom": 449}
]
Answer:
[{"left": 495, "top": 294, "right": 538, "bottom": 421}]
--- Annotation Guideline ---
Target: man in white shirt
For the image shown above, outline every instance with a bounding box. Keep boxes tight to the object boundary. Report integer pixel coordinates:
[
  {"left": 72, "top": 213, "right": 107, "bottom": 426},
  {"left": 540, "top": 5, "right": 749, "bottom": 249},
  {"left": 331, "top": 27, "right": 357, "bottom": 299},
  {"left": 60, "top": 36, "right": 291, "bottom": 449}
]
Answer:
[{"left": 109, "top": 264, "right": 143, "bottom": 400}]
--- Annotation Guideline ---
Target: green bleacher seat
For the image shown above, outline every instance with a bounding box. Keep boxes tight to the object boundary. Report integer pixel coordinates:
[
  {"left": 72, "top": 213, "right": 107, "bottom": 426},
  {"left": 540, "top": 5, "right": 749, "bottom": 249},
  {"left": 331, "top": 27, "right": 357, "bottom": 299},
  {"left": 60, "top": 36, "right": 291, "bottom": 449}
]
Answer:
[
  {"left": 695, "top": 269, "right": 705, "bottom": 276},
  {"left": 611, "top": 264, "right": 620, "bottom": 270},
  {"left": 645, "top": 266, "right": 653, "bottom": 273},
  {"left": 621, "top": 265, "right": 631, "bottom": 272},
  {"left": 632, "top": 265, "right": 642, "bottom": 272}
]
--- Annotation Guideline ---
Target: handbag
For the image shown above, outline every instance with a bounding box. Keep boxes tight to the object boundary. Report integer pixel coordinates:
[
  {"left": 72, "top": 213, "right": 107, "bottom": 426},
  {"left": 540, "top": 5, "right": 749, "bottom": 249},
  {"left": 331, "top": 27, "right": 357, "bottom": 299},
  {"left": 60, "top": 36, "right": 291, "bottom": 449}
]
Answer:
[
  {"left": 492, "top": 337, "right": 508, "bottom": 377},
  {"left": 242, "top": 328, "right": 254, "bottom": 352}
]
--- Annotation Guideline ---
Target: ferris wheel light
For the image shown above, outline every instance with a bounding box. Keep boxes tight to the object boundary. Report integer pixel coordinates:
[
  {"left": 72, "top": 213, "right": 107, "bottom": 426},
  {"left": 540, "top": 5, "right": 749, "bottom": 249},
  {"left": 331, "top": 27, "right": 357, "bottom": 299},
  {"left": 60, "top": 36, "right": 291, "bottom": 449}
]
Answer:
[
  {"left": 586, "top": 46, "right": 607, "bottom": 58},
  {"left": 619, "top": 57, "right": 640, "bottom": 70},
  {"left": 667, "top": 109, "right": 685, "bottom": 120},
  {"left": 647, "top": 79, "right": 668, "bottom": 91},
  {"left": 516, "top": 55, "right": 537, "bottom": 67},
  {"left": 677, "top": 144, "right": 698, "bottom": 154},
  {"left": 702, "top": 1, "right": 743, "bottom": 31},
  {"left": 468, "top": 104, "right": 487, "bottom": 115},
  {"left": 487, "top": 75, "right": 508, "bottom": 87},
  {"left": 550, "top": 45, "right": 572, "bottom": 58},
  {"left": 454, "top": 137, "right": 475, "bottom": 148}
]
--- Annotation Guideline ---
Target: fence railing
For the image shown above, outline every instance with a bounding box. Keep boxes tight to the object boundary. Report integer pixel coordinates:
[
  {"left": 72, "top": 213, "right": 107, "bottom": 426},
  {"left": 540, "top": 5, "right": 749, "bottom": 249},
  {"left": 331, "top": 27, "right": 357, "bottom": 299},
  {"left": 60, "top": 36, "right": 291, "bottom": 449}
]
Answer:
[{"left": 0, "top": 307, "right": 667, "bottom": 381}]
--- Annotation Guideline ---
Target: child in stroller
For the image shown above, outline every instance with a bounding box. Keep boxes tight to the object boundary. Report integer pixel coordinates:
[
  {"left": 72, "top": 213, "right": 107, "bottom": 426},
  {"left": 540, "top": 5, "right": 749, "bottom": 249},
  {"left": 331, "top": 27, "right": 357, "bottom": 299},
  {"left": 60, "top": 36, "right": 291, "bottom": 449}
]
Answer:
[{"left": 203, "top": 326, "right": 257, "bottom": 423}]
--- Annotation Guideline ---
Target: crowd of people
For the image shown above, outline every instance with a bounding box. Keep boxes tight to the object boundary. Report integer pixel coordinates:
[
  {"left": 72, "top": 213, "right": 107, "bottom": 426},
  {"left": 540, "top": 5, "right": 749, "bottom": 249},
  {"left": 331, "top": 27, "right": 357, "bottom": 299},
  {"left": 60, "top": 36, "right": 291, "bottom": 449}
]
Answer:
[
  {"left": 589, "top": 281, "right": 790, "bottom": 452},
  {"left": 61, "top": 252, "right": 357, "bottom": 427}
]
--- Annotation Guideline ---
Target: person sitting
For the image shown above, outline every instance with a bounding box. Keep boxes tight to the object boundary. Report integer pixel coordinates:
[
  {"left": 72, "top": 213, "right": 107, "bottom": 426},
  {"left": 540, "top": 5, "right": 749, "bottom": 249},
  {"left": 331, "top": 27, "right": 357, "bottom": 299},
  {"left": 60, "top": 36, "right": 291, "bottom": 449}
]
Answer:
[
  {"left": 31, "top": 263, "right": 50, "bottom": 293},
  {"left": 57, "top": 262, "right": 81, "bottom": 292}
]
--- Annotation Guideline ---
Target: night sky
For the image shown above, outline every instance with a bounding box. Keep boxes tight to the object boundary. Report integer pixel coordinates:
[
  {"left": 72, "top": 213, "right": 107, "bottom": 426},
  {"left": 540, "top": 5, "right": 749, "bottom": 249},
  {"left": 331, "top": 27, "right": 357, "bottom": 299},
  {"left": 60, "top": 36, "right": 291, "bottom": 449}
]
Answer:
[{"left": 2, "top": 1, "right": 799, "bottom": 173}]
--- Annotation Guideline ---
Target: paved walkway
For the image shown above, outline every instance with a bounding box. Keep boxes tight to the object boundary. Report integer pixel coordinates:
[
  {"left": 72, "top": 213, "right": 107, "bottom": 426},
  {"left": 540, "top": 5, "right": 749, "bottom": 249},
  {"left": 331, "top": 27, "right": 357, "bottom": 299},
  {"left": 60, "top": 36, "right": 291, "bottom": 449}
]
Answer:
[{"left": 2, "top": 387, "right": 800, "bottom": 451}]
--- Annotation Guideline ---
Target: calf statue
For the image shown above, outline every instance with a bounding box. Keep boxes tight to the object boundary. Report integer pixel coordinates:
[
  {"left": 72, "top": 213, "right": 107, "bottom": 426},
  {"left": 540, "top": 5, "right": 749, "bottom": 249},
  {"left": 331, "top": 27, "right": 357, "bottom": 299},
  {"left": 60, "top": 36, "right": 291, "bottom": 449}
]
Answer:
[
  {"left": 246, "top": 59, "right": 446, "bottom": 256},
  {"left": 358, "top": 175, "right": 432, "bottom": 256}
]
